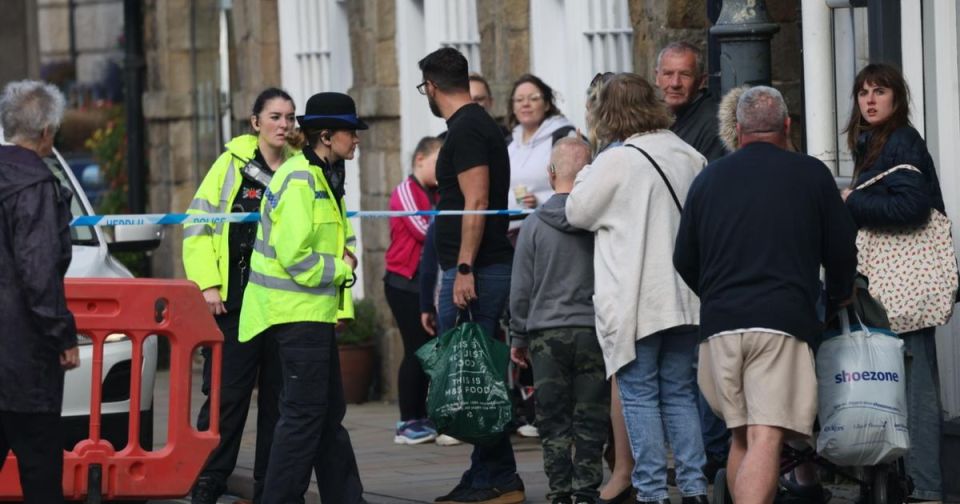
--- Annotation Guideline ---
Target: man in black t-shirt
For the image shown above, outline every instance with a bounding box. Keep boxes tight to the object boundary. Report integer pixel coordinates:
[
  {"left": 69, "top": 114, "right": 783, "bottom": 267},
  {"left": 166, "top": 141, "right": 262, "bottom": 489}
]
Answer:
[{"left": 417, "top": 47, "right": 523, "bottom": 504}]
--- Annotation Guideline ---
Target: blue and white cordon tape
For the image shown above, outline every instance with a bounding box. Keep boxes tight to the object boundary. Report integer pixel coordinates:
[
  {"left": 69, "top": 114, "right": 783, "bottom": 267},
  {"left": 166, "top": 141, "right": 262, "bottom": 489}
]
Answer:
[{"left": 70, "top": 209, "right": 535, "bottom": 227}]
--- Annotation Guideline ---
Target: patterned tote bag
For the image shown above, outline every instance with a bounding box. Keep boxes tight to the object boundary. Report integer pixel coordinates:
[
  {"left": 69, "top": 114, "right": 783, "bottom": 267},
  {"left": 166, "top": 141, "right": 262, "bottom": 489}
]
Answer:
[{"left": 854, "top": 164, "right": 959, "bottom": 333}]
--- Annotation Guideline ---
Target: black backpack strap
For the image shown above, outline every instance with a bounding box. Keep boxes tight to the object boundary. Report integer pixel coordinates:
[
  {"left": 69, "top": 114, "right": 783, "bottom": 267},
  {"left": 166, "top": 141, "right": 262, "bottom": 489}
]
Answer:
[
  {"left": 551, "top": 125, "right": 577, "bottom": 145},
  {"left": 623, "top": 144, "right": 682, "bottom": 212}
]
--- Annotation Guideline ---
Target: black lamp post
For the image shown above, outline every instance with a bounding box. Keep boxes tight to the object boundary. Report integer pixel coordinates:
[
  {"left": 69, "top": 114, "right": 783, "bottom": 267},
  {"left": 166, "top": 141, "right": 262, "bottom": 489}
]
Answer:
[{"left": 709, "top": 0, "right": 780, "bottom": 95}]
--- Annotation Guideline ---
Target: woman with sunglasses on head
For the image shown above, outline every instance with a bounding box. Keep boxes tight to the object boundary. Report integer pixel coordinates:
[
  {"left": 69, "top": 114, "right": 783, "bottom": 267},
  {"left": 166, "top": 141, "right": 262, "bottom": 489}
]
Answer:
[
  {"left": 840, "top": 63, "right": 947, "bottom": 502},
  {"left": 584, "top": 71, "right": 638, "bottom": 504},
  {"left": 183, "top": 87, "right": 297, "bottom": 504},
  {"left": 567, "top": 73, "right": 709, "bottom": 504}
]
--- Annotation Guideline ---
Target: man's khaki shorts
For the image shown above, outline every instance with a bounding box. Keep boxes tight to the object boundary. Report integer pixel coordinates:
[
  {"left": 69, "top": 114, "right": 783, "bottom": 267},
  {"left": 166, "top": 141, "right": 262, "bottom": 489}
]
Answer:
[{"left": 698, "top": 331, "right": 817, "bottom": 438}]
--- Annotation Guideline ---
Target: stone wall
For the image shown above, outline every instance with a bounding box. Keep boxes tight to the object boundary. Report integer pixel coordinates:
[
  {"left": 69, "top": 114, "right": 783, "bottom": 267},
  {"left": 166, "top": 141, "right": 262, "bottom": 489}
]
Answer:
[
  {"left": 144, "top": 0, "right": 290, "bottom": 280},
  {"left": 143, "top": 0, "right": 220, "bottom": 279},
  {"left": 628, "top": 0, "right": 804, "bottom": 144},
  {"left": 228, "top": 0, "right": 281, "bottom": 127},
  {"left": 629, "top": 0, "right": 708, "bottom": 80},
  {"left": 477, "top": 0, "right": 531, "bottom": 117},
  {"left": 348, "top": 0, "right": 403, "bottom": 401},
  {"left": 767, "top": 0, "right": 805, "bottom": 149},
  {"left": 36, "top": 0, "right": 124, "bottom": 84},
  {"left": 0, "top": 0, "right": 40, "bottom": 88}
]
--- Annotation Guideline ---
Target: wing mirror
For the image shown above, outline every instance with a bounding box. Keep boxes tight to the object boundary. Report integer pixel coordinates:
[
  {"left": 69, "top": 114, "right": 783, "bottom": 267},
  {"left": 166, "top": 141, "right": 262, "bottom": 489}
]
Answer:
[{"left": 106, "top": 224, "right": 164, "bottom": 253}]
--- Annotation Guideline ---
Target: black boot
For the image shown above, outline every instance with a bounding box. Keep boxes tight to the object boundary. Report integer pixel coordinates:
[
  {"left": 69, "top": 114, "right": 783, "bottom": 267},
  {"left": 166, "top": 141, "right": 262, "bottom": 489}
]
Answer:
[
  {"left": 190, "top": 476, "right": 225, "bottom": 504},
  {"left": 682, "top": 496, "right": 709, "bottom": 504},
  {"left": 597, "top": 485, "right": 633, "bottom": 504}
]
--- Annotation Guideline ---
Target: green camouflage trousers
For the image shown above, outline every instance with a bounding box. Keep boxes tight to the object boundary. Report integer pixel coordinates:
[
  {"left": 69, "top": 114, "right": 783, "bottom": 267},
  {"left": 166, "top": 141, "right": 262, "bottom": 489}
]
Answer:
[{"left": 529, "top": 327, "right": 610, "bottom": 502}]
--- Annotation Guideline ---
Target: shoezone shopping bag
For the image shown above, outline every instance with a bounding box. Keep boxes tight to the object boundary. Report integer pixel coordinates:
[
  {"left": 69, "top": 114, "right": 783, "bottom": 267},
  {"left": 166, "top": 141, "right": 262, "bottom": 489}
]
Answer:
[
  {"left": 816, "top": 310, "right": 909, "bottom": 466},
  {"left": 416, "top": 320, "right": 514, "bottom": 444}
]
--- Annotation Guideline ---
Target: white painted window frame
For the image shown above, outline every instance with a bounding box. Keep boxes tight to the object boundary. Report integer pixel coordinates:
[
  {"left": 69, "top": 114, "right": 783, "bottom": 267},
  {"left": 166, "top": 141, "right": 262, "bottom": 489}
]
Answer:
[
  {"left": 278, "top": 0, "right": 364, "bottom": 297},
  {"left": 531, "top": 0, "right": 632, "bottom": 132},
  {"left": 920, "top": 0, "right": 960, "bottom": 419},
  {"left": 425, "top": 0, "right": 482, "bottom": 72},
  {"left": 397, "top": 0, "right": 481, "bottom": 170}
]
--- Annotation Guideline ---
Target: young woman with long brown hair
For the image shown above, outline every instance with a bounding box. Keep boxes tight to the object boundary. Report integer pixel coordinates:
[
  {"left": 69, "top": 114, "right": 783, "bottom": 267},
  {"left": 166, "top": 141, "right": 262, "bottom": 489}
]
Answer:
[{"left": 841, "top": 63, "right": 946, "bottom": 501}]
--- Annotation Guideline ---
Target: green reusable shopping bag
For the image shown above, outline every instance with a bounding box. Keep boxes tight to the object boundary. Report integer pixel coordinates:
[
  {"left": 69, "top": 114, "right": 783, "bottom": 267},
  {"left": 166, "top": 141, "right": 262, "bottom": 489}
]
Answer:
[{"left": 415, "top": 321, "right": 513, "bottom": 445}]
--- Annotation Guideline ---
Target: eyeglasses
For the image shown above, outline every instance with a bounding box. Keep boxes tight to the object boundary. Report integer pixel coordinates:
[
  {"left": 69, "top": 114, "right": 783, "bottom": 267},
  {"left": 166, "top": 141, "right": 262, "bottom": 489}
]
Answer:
[
  {"left": 417, "top": 81, "right": 430, "bottom": 95},
  {"left": 512, "top": 93, "right": 543, "bottom": 105}
]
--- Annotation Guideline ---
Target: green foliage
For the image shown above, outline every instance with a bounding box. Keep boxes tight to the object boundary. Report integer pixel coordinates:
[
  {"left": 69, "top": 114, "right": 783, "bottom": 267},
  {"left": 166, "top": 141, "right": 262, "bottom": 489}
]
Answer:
[
  {"left": 338, "top": 298, "right": 381, "bottom": 346},
  {"left": 84, "top": 106, "right": 127, "bottom": 216},
  {"left": 84, "top": 106, "right": 148, "bottom": 276}
]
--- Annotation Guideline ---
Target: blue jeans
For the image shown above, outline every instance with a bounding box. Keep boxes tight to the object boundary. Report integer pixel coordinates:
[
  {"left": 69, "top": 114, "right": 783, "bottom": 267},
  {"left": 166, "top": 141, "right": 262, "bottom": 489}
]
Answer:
[
  {"left": 903, "top": 327, "right": 943, "bottom": 500},
  {"left": 693, "top": 343, "right": 730, "bottom": 461},
  {"left": 616, "top": 325, "right": 708, "bottom": 500},
  {"left": 438, "top": 262, "right": 517, "bottom": 489}
]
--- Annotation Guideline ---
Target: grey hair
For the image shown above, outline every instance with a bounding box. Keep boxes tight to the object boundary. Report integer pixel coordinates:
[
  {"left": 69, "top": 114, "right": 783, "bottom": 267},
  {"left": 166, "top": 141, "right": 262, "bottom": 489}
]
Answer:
[
  {"left": 550, "top": 137, "right": 592, "bottom": 181},
  {"left": 656, "top": 41, "right": 705, "bottom": 78},
  {"left": 0, "top": 80, "right": 66, "bottom": 143},
  {"left": 736, "top": 86, "right": 788, "bottom": 134}
]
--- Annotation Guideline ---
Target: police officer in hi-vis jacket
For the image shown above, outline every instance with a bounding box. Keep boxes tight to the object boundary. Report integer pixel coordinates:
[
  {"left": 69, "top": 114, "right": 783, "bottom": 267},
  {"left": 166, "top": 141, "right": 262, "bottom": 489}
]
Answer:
[
  {"left": 239, "top": 92, "right": 366, "bottom": 504},
  {"left": 183, "top": 88, "right": 297, "bottom": 504}
]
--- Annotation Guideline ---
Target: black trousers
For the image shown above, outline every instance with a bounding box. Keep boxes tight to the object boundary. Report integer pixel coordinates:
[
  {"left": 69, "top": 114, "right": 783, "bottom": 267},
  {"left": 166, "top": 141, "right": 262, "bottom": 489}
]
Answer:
[
  {"left": 0, "top": 411, "right": 64, "bottom": 503},
  {"left": 261, "top": 322, "right": 365, "bottom": 504},
  {"left": 384, "top": 283, "right": 431, "bottom": 421},
  {"left": 197, "top": 310, "right": 282, "bottom": 501}
]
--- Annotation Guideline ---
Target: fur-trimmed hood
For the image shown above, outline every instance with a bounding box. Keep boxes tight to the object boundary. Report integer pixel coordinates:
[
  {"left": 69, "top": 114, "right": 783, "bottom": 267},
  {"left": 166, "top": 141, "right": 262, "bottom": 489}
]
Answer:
[{"left": 717, "top": 85, "right": 748, "bottom": 152}]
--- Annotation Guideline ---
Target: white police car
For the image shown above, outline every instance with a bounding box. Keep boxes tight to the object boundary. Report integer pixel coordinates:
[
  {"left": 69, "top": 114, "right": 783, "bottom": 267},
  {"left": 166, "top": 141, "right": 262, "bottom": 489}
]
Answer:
[{"left": 1, "top": 128, "right": 162, "bottom": 451}]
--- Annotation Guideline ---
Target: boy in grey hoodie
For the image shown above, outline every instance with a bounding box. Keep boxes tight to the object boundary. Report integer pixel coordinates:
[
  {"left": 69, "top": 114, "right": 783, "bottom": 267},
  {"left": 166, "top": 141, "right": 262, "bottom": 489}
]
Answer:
[{"left": 510, "top": 138, "right": 610, "bottom": 504}]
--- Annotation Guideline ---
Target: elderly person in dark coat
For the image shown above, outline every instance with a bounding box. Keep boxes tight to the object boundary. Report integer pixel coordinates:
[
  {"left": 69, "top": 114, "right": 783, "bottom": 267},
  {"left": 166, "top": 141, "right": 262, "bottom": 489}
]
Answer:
[{"left": 0, "top": 79, "right": 78, "bottom": 504}]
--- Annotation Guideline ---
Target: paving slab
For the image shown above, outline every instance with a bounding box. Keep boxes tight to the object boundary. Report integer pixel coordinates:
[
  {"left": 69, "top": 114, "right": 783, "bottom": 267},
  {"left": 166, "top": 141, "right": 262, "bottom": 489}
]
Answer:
[{"left": 153, "top": 368, "right": 860, "bottom": 504}]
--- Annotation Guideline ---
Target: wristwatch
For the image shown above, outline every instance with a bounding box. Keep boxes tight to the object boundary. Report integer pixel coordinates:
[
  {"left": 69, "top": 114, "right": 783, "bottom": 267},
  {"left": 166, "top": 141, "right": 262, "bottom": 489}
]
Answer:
[{"left": 457, "top": 263, "right": 473, "bottom": 275}]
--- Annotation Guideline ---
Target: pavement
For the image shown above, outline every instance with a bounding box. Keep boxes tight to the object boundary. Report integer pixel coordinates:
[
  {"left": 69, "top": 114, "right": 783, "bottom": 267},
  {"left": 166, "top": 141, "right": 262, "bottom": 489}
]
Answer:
[{"left": 151, "top": 366, "right": 860, "bottom": 504}]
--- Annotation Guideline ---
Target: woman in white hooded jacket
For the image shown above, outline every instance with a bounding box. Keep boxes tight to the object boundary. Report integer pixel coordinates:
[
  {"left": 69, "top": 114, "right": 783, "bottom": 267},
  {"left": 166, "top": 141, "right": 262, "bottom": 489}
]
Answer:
[
  {"left": 506, "top": 74, "right": 576, "bottom": 230},
  {"left": 566, "top": 73, "right": 708, "bottom": 504}
]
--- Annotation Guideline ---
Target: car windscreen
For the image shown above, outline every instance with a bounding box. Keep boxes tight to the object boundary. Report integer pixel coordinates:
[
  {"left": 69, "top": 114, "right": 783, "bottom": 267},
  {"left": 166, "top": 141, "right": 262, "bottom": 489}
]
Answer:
[{"left": 43, "top": 156, "right": 97, "bottom": 245}]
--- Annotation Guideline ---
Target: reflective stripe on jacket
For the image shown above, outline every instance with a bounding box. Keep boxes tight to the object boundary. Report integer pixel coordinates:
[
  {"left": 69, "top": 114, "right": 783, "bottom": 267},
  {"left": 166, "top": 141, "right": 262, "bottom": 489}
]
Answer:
[
  {"left": 239, "top": 151, "right": 356, "bottom": 342},
  {"left": 182, "top": 134, "right": 293, "bottom": 301}
]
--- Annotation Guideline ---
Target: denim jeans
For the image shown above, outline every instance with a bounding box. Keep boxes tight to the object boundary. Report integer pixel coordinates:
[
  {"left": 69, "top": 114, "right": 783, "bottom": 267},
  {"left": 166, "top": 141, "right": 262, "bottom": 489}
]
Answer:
[
  {"left": 903, "top": 327, "right": 943, "bottom": 500},
  {"left": 692, "top": 343, "right": 729, "bottom": 462},
  {"left": 616, "top": 325, "right": 708, "bottom": 500},
  {"left": 438, "top": 262, "right": 518, "bottom": 490}
]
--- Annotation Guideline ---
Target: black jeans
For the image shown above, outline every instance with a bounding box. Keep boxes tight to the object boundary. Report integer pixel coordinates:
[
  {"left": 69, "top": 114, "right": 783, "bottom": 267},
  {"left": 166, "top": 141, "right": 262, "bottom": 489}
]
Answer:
[
  {"left": 261, "top": 322, "right": 365, "bottom": 504},
  {"left": 197, "top": 310, "right": 282, "bottom": 501},
  {"left": 0, "top": 411, "right": 64, "bottom": 503},
  {"left": 384, "top": 283, "right": 431, "bottom": 421}
]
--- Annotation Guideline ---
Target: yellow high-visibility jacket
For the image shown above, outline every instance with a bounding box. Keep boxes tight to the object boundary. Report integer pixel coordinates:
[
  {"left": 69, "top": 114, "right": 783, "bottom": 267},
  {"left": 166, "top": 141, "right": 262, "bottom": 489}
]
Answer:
[
  {"left": 238, "top": 151, "right": 357, "bottom": 342},
  {"left": 181, "top": 134, "right": 296, "bottom": 302}
]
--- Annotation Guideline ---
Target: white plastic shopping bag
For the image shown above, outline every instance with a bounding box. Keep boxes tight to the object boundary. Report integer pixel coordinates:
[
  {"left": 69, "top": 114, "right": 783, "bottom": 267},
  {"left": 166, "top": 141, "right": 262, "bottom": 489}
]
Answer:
[{"left": 816, "top": 310, "right": 909, "bottom": 466}]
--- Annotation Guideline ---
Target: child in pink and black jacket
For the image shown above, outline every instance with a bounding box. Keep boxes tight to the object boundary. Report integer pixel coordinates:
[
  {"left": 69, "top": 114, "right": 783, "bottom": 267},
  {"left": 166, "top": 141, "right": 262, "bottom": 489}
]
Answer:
[{"left": 384, "top": 136, "right": 441, "bottom": 444}]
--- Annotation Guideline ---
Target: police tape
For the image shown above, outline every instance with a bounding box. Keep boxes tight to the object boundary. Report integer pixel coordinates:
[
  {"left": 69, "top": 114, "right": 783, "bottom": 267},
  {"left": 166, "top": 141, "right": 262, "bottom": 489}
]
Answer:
[{"left": 69, "top": 209, "right": 536, "bottom": 227}]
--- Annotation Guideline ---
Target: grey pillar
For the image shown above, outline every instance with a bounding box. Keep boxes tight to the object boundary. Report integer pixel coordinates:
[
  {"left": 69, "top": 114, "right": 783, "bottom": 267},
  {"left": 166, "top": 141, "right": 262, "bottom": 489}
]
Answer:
[
  {"left": 124, "top": 0, "right": 146, "bottom": 214},
  {"left": 0, "top": 0, "right": 40, "bottom": 89},
  {"left": 709, "top": 0, "right": 780, "bottom": 95}
]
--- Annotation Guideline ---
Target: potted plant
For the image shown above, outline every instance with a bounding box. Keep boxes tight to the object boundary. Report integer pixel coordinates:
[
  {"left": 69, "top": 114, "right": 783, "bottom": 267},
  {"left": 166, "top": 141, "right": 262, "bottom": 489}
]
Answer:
[{"left": 337, "top": 298, "right": 380, "bottom": 404}]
